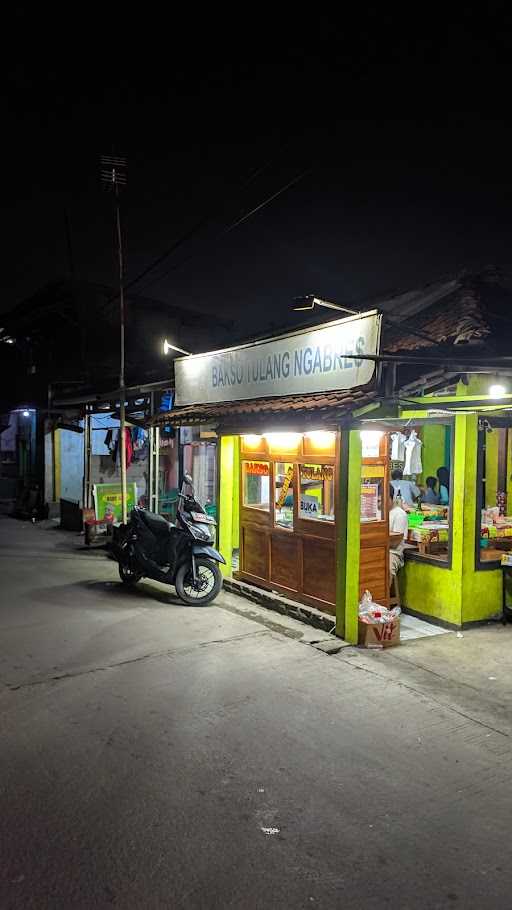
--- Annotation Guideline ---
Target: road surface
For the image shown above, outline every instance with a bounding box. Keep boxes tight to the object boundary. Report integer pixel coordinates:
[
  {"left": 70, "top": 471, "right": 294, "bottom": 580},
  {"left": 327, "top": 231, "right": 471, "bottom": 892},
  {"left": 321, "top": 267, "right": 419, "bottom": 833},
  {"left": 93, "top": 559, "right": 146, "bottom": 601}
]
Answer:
[{"left": 1, "top": 516, "right": 512, "bottom": 909}]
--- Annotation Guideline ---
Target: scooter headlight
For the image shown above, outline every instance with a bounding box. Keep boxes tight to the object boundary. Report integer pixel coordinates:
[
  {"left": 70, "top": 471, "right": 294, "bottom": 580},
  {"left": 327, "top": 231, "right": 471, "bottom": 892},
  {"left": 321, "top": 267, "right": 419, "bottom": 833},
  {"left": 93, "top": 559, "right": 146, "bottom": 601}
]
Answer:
[{"left": 192, "top": 523, "right": 213, "bottom": 542}]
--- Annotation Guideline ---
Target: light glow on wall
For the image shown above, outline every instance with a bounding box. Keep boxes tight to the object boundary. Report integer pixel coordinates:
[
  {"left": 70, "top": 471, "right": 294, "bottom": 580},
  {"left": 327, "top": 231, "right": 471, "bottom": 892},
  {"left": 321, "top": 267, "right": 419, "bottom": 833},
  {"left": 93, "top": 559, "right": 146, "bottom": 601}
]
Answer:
[
  {"left": 243, "top": 434, "right": 263, "bottom": 448},
  {"left": 305, "top": 430, "right": 335, "bottom": 448},
  {"left": 264, "top": 432, "right": 301, "bottom": 450},
  {"left": 489, "top": 383, "right": 507, "bottom": 398}
]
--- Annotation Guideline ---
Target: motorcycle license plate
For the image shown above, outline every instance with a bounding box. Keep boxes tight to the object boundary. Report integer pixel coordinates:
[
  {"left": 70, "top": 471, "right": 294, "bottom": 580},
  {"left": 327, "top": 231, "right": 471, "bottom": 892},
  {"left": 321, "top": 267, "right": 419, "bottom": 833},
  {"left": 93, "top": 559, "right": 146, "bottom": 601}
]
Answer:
[{"left": 190, "top": 512, "right": 215, "bottom": 524}]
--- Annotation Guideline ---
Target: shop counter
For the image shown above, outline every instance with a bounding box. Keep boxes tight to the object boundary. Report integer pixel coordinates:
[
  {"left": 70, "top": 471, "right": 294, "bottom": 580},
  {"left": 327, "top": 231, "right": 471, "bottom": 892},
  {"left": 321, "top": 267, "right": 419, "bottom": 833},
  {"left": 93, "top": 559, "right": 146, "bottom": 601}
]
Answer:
[
  {"left": 407, "top": 522, "right": 450, "bottom": 559},
  {"left": 480, "top": 520, "right": 512, "bottom": 562}
]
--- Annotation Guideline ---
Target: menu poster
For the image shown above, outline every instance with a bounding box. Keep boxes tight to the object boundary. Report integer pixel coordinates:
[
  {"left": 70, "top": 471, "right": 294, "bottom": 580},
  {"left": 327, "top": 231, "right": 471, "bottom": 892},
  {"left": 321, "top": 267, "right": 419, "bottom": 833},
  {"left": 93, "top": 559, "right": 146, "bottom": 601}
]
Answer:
[{"left": 360, "top": 482, "right": 380, "bottom": 522}]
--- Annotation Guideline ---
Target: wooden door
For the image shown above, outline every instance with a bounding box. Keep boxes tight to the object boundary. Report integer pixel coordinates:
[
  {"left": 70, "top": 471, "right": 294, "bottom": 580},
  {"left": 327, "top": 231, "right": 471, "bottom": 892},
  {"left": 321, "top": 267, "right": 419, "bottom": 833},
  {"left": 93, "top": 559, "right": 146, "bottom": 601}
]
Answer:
[
  {"left": 359, "top": 434, "right": 390, "bottom": 608},
  {"left": 237, "top": 435, "right": 337, "bottom": 614}
]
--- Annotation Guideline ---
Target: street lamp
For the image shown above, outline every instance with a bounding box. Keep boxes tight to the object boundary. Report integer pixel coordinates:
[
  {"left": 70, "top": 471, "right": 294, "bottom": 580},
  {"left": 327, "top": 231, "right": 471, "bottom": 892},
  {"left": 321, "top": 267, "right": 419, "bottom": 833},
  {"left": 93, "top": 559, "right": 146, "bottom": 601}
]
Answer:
[
  {"left": 489, "top": 383, "right": 507, "bottom": 398},
  {"left": 163, "top": 339, "right": 192, "bottom": 356},
  {"left": 292, "top": 295, "right": 360, "bottom": 316}
]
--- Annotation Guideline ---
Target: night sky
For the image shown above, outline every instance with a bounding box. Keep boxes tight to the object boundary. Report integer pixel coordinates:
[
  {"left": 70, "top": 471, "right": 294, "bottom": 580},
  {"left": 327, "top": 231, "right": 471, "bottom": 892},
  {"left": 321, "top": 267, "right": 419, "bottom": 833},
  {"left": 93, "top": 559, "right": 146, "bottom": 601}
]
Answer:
[{"left": 4, "top": 28, "right": 512, "bottom": 338}]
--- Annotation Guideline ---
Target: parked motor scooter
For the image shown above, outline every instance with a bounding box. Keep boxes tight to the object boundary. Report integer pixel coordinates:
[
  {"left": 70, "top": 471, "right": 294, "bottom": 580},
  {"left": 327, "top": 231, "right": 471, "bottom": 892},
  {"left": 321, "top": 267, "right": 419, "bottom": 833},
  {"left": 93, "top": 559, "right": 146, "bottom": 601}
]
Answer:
[{"left": 113, "top": 474, "right": 225, "bottom": 605}]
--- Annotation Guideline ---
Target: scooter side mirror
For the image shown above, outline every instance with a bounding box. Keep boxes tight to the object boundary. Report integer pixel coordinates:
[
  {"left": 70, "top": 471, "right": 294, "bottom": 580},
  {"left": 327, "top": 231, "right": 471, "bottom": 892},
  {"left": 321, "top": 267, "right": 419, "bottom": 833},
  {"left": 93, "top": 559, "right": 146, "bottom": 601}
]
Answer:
[{"left": 183, "top": 473, "right": 193, "bottom": 486}]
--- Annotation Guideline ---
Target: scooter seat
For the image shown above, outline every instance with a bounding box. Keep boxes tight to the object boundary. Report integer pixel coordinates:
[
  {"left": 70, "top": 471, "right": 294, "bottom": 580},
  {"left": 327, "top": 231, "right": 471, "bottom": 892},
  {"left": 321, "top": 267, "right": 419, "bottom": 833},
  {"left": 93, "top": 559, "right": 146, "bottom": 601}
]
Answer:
[{"left": 140, "top": 510, "right": 171, "bottom": 537}]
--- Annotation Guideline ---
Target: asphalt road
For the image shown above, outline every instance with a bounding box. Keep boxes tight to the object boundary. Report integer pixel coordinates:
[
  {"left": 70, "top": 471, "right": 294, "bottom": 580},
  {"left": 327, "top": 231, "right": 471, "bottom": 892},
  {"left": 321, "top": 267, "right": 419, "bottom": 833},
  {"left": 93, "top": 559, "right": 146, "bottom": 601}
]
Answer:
[{"left": 2, "top": 516, "right": 512, "bottom": 909}]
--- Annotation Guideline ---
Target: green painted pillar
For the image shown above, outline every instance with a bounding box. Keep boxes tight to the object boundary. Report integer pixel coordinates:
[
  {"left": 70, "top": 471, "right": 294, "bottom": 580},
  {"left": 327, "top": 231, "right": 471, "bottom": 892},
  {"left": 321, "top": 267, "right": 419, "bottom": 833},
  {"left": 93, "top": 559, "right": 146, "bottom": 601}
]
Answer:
[
  {"left": 335, "top": 429, "right": 361, "bottom": 642},
  {"left": 231, "top": 438, "right": 240, "bottom": 550},
  {"left": 218, "top": 436, "right": 235, "bottom": 577},
  {"left": 458, "top": 413, "right": 502, "bottom": 622}
]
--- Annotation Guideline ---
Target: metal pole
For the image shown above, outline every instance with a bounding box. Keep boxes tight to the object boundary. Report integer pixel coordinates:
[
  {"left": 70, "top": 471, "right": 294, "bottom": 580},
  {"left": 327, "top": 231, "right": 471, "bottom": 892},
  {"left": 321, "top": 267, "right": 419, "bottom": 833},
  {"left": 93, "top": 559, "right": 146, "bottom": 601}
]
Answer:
[
  {"left": 115, "top": 191, "right": 128, "bottom": 524},
  {"left": 155, "top": 427, "right": 160, "bottom": 513},
  {"left": 86, "top": 408, "right": 92, "bottom": 509},
  {"left": 101, "top": 154, "right": 128, "bottom": 523},
  {"left": 82, "top": 409, "right": 88, "bottom": 509},
  {"left": 149, "top": 392, "right": 154, "bottom": 511}
]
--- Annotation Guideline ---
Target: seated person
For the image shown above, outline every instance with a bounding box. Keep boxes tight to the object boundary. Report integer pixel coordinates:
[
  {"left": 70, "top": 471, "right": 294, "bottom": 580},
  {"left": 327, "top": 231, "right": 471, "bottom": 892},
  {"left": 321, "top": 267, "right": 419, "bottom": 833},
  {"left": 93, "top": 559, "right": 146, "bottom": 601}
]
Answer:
[
  {"left": 389, "top": 484, "right": 409, "bottom": 576},
  {"left": 424, "top": 476, "right": 440, "bottom": 505},
  {"left": 391, "top": 468, "right": 420, "bottom": 505},
  {"left": 437, "top": 466, "right": 450, "bottom": 505}
]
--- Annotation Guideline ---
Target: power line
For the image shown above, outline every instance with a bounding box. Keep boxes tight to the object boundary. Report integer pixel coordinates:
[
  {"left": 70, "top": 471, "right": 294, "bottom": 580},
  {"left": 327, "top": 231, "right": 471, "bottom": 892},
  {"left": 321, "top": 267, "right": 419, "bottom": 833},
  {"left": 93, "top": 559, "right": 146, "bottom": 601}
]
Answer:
[
  {"left": 224, "top": 170, "right": 310, "bottom": 235},
  {"left": 136, "top": 167, "right": 311, "bottom": 295},
  {"left": 102, "top": 141, "right": 299, "bottom": 307}
]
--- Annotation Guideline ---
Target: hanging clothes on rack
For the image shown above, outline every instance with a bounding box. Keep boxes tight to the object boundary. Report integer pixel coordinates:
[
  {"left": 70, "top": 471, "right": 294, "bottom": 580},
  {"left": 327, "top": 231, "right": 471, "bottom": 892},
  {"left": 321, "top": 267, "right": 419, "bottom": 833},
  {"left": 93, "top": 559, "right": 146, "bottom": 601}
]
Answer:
[
  {"left": 390, "top": 431, "right": 407, "bottom": 462},
  {"left": 124, "top": 428, "right": 134, "bottom": 469},
  {"left": 111, "top": 429, "right": 119, "bottom": 465},
  {"left": 404, "top": 430, "right": 422, "bottom": 476}
]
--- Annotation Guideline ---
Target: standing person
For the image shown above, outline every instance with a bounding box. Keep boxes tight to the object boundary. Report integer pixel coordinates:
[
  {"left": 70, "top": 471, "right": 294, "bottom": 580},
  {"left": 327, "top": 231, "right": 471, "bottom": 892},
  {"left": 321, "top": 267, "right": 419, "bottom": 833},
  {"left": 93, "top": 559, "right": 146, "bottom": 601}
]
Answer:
[
  {"left": 437, "top": 467, "right": 450, "bottom": 505},
  {"left": 389, "top": 484, "right": 409, "bottom": 577},
  {"left": 391, "top": 468, "right": 420, "bottom": 505},
  {"left": 424, "top": 476, "right": 440, "bottom": 505}
]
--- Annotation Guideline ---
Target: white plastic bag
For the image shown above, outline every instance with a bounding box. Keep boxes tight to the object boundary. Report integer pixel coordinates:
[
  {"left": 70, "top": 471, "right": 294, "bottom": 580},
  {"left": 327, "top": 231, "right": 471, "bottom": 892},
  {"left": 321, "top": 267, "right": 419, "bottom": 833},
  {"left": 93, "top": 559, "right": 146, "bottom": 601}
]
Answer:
[{"left": 359, "top": 590, "right": 401, "bottom": 624}]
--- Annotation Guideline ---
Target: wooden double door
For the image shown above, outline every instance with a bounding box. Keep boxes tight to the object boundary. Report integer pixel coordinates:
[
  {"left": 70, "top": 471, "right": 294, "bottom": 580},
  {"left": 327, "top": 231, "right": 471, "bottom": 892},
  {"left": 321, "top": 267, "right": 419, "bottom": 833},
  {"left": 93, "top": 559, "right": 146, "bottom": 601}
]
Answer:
[
  {"left": 237, "top": 441, "right": 337, "bottom": 614},
  {"left": 236, "top": 432, "right": 391, "bottom": 616}
]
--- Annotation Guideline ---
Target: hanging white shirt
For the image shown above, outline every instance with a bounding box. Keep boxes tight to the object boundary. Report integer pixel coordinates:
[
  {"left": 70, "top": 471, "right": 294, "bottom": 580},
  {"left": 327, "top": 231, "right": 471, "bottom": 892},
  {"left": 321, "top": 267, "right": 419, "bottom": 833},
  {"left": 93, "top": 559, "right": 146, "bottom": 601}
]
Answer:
[
  {"left": 404, "top": 431, "right": 422, "bottom": 475},
  {"left": 390, "top": 432, "right": 407, "bottom": 462}
]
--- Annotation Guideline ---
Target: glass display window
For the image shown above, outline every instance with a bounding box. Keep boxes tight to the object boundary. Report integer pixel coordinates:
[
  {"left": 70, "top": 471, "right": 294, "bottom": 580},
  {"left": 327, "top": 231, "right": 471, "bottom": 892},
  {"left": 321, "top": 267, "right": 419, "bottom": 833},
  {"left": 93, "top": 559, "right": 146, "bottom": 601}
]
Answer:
[
  {"left": 477, "top": 422, "right": 512, "bottom": 568},
  {"left": 387, "top": 419, "right": 453, "bottom": 565},
  {"left": 299, "top": 464, "right": 335, "bottom": 522},
  {"left": 360, "top": 467, "right": 384, "bottom": 522},
  {"left": 274, "top": 462, "right": 294, "bottom": 529},
  {"left": 242, "top": 460, "right": 270, "bottom": 510}
]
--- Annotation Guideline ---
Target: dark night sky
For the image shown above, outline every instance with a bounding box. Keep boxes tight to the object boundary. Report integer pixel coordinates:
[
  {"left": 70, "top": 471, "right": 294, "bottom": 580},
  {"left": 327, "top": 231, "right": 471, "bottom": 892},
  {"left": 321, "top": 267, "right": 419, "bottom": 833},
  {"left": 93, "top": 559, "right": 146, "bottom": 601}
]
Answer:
[{"left": 4, "top": 21, "right": 512, "bottom": 337}]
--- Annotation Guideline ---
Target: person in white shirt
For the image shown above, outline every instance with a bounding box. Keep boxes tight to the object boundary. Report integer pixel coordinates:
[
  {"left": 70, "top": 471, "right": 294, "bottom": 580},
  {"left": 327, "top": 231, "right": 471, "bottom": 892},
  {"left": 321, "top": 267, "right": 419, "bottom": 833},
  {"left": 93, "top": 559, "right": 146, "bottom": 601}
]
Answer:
[
  {"left": 389, "top": 485, "right": 409, "bottom": 576},
  {"left": 391, "top": 468, "right": 420, "bottom": 505}
]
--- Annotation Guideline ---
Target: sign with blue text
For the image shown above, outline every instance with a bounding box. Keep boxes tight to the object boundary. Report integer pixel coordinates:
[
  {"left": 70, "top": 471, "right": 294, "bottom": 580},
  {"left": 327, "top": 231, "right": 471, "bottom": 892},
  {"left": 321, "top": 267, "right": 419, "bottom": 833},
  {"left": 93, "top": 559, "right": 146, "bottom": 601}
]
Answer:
[{"left": 175, "top": 310, "right": 381, "bottom": 406}]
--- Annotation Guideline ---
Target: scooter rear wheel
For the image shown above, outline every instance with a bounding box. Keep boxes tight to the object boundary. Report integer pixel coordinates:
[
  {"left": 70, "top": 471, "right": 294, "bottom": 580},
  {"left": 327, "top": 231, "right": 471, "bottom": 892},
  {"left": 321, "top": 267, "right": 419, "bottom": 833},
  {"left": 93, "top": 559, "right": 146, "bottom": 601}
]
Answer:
[{"left": 175, "top": 557, "right": 222, "bottom": 605}]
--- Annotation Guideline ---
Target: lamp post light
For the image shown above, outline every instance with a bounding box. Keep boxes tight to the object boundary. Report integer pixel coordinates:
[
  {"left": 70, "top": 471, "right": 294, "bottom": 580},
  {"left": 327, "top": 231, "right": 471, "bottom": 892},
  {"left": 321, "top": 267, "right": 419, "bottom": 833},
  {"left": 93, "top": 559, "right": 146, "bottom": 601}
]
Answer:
[
  {"left": 163, "top": 339, "right": 192, "bottom": 356},
  {"left": 292, "top": 295, "right": 360, "bottom": 316}
]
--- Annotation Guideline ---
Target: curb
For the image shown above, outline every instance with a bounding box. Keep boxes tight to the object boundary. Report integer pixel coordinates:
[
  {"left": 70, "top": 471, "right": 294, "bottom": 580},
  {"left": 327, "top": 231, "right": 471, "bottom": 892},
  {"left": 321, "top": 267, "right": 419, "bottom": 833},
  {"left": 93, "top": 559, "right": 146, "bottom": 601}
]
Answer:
[{"left": 223, "top": 578, "right": 336, "bottom": 635}]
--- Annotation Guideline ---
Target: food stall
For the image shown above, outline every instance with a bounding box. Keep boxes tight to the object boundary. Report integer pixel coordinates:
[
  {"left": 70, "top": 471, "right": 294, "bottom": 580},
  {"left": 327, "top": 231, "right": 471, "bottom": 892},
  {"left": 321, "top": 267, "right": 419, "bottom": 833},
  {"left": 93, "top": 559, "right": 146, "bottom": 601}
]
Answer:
[{"left": 151, "top": 309, "right": 512, "bottom": 641}]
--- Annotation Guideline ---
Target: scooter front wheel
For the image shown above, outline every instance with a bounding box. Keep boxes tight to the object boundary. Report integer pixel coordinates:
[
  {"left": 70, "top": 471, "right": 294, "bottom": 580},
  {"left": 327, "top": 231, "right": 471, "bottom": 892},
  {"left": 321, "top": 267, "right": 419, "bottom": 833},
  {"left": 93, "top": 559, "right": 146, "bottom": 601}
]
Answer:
[
  {"left": 175, "top": 557, "right": 222, "bottom": 606},
  {"left": 118, "top": 562, "right": 143, "bottom": 585}
]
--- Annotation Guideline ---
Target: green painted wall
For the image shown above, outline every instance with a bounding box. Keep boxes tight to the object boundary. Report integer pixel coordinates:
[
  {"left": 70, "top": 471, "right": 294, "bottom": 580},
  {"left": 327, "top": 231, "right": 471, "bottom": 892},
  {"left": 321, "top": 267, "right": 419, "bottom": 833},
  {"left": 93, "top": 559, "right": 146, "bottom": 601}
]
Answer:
[
  {"left": 419, "top": 424, "right": 446, "bottom": 483},
  {"left": 507, "top": 430, "right": 512, "bottom": 498},
  {"left": 400, "top": 410, "right": 502, "bottom": 625},
  {"left": 401, "top": 561, "right": 462, "bottom": 625},
  {"left": 459, "top": 413, "right": 502, "bottom": 622},
  {"left": 232, "top": 439, "right": 240, "bottom": 549},
  {"left": 218, "top": 436, "right": 235, "bottom": 578},
  {"left": 335, "top": 429, "right": 361, "bottom": 643},
  {"left": 399, "top": 412, "right": 466, "bottom": 625}
]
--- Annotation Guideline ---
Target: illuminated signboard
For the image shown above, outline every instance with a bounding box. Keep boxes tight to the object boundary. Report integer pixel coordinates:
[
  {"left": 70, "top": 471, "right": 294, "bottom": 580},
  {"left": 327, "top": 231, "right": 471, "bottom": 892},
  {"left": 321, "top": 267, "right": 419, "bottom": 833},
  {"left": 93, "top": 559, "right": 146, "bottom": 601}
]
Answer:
[{"left": 175, "top": 311, "right": 381, "bottom": 406}]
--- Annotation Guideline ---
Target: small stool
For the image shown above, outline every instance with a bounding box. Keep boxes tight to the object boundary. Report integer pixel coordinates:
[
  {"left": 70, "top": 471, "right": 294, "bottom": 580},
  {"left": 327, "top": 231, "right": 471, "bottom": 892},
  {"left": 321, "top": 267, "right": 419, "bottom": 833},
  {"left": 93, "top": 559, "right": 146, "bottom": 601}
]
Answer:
[
  {"left": 389, "top": 573, "right": 401, "bottom": 608},
  {"left": 85, "top": 516, "right": 113, "bottom": 546}
]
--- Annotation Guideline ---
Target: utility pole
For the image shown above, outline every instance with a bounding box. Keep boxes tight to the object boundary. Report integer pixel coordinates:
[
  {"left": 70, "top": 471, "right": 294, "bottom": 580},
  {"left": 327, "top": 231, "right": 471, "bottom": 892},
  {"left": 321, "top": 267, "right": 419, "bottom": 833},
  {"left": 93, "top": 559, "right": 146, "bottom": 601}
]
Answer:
[{"left": 101, "top": 154, "right": 128, "bottom": 523}]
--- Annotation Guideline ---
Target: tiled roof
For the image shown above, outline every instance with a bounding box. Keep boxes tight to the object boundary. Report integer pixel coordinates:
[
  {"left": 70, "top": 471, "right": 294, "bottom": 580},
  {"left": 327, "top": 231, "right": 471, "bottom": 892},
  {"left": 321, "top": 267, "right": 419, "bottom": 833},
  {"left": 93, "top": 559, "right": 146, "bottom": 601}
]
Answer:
[
  {"left": 151, "top": 388, "right": 375, "bottom": 427},
  {"left": 383, "top": 286, "right": 491, "bottom": 352}
]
